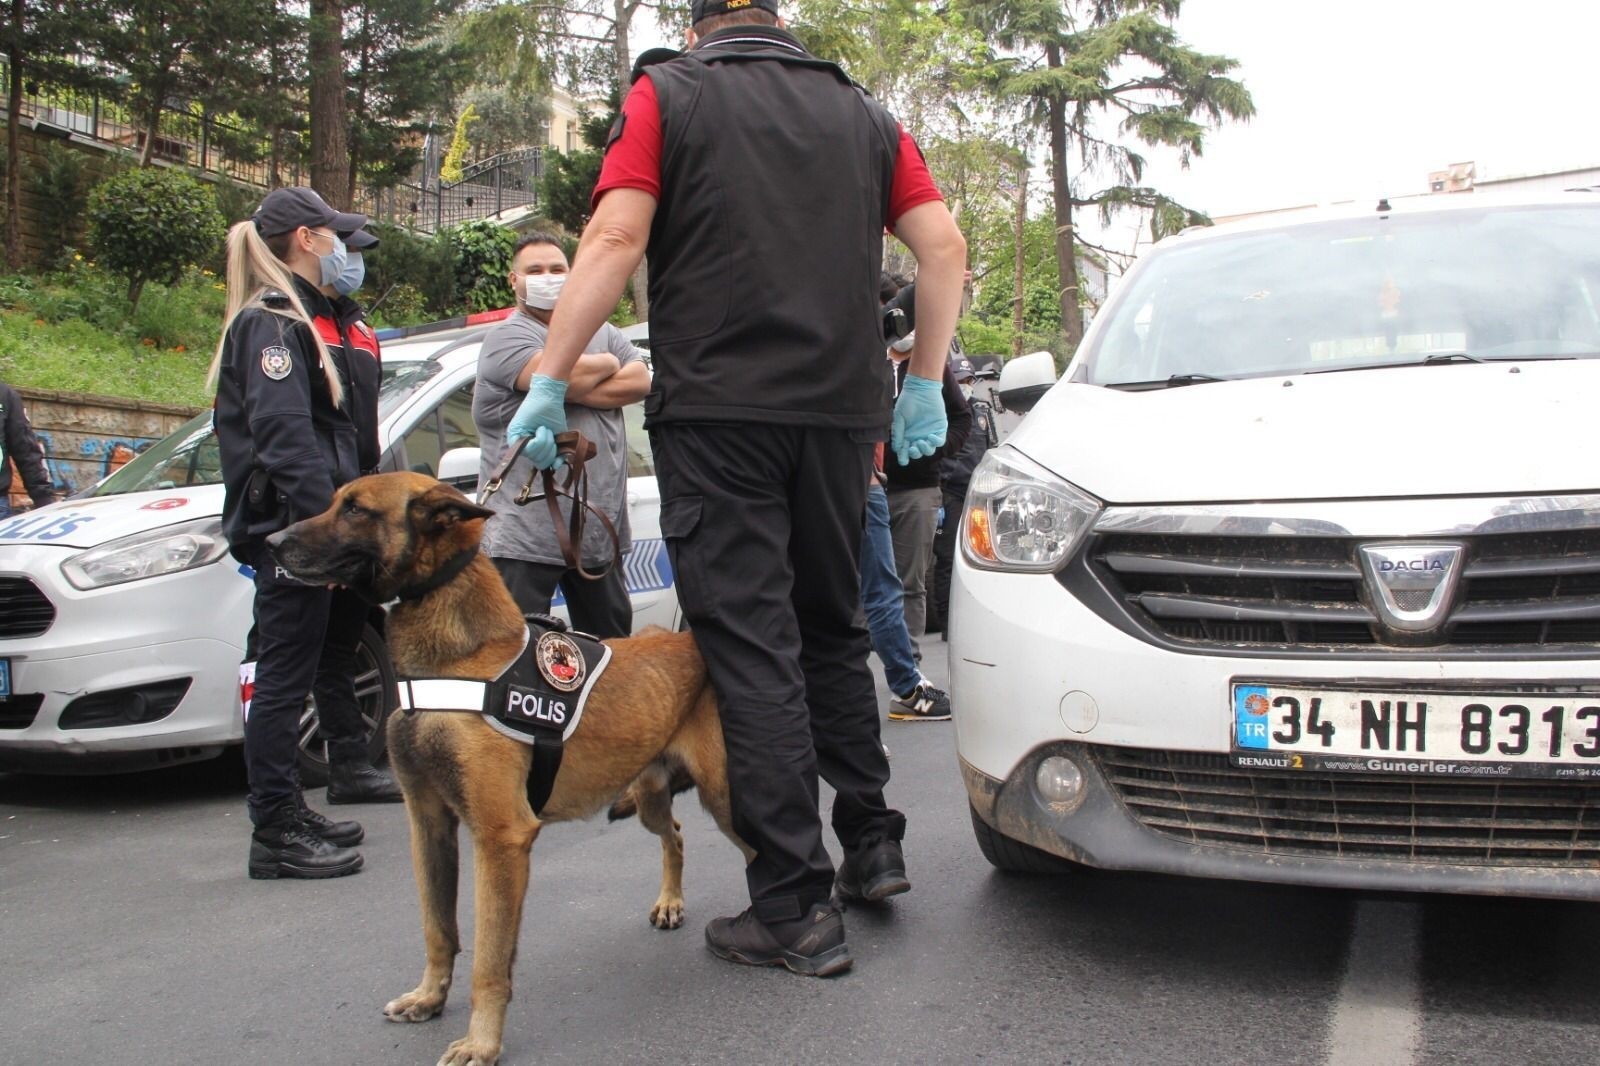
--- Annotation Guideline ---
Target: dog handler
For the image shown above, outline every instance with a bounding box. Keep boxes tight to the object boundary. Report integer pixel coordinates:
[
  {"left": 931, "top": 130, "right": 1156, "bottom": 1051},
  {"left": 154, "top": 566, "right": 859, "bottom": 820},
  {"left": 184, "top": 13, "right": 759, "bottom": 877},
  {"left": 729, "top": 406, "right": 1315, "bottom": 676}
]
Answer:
[
  {"left": 503, "top": 0, "right": 967, "bottom": 974},
  {"left": 211, "top": 187, "right": 395, "bottom": 881}
]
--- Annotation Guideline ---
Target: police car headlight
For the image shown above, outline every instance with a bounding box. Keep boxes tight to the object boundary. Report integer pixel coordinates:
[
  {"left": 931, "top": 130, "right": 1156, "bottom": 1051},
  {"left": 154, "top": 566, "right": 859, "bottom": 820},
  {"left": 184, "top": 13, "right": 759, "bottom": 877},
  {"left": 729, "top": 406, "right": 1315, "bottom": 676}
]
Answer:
[
  {"left": 961, "top": 446, "right": 1100, "bottom": 573},
  {"left": 62, "top": 518, "right": 231, "bottom": 590}
]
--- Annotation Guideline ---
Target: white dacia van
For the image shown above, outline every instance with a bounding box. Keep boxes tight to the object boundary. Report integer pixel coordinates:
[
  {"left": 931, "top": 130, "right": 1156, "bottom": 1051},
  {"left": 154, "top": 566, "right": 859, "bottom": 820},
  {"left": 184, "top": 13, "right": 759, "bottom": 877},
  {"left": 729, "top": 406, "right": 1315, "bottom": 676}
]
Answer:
[{"left": 952, "top": 192, "right": 1600, "bottom": 899}]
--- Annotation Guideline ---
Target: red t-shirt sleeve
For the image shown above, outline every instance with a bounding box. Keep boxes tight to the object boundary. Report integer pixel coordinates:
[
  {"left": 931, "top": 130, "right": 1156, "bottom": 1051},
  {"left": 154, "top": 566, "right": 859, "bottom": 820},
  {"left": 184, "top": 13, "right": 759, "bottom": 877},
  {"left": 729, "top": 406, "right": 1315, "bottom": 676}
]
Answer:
[
  {"left": 887, "top": 126, "right": 943, "bottom": 230},
  {"left": 592, "top": 76, "right": 663, "bottom": 209}
]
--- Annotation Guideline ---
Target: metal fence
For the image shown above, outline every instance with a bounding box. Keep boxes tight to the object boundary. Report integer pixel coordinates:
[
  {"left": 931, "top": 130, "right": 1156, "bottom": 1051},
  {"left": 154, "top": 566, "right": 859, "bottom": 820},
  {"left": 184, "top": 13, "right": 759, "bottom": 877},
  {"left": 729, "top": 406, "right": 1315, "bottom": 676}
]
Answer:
[{"left": 2, "top": 61, "right": 543, "bottom": 234}]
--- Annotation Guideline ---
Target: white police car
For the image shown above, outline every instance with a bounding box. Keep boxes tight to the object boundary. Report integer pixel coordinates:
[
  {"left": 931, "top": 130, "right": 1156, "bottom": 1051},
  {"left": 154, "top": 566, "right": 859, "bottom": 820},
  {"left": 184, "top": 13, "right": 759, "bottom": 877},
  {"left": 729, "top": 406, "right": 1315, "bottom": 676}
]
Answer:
[
  {"left": 0, "top": 322, "right": 675, "bottom": 777},
  {"left": 953, "top": 192, "right": 1600, "bottom": 899}
]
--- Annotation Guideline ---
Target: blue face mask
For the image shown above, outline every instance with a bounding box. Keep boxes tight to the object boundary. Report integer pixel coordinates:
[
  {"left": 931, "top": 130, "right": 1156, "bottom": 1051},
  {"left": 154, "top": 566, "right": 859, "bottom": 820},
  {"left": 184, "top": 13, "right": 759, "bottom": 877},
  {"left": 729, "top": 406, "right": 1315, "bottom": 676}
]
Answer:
[
  {"left": 315, "top": 231, "right": 349, "bottom": 289},
  {"left": 333, "top": 251, "right": 365, "bottom": 296}
]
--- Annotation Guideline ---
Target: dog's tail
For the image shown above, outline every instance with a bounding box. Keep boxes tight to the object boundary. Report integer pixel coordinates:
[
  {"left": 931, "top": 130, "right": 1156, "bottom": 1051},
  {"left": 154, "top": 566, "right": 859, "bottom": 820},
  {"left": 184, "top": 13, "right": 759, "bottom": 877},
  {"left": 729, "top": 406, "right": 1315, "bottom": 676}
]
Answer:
[{"left": 607, "top": 762, "right": 697, "bottom": 822}]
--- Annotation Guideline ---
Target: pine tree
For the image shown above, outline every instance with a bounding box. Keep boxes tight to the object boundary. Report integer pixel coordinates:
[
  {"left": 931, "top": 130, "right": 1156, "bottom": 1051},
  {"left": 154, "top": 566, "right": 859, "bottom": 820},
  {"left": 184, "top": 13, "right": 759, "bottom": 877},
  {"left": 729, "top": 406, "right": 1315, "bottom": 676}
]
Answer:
[{"left": 957, "top": 0, "right": 1253, "bottom": 348}]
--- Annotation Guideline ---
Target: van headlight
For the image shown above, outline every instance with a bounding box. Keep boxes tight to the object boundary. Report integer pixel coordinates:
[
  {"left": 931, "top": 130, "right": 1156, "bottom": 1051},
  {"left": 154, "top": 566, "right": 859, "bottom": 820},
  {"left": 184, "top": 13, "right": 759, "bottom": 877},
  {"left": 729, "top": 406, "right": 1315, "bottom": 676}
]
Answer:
[
  {"left": 61, "top": 517, "right": 231, "bottom": 590},
  {"left": 961, "top": 447, "right": 1101, "bottom": 572}
]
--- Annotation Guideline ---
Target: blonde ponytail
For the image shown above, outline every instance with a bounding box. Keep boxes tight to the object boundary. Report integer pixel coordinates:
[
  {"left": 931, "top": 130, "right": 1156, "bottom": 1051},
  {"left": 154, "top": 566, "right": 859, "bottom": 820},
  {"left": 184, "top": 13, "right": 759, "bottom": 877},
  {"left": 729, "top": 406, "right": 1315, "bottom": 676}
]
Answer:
[{"left": 208, "top": 220, "right": 345, "bottom": 408}]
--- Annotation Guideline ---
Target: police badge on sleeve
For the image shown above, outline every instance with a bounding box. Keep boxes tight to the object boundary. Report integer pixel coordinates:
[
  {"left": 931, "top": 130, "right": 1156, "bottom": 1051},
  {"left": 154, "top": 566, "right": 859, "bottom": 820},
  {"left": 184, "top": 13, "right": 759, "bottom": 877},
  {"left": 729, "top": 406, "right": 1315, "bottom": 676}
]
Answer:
[{"left": 260, "top": 345, "right": 293, "bottom": 380}]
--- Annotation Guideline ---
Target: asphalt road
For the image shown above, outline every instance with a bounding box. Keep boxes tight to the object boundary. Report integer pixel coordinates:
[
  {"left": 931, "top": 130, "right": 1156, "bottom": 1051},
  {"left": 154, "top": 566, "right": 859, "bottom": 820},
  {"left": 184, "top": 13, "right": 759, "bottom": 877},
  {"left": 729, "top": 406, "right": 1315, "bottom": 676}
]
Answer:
[{"left": 5, "top": 647, "right": 1600, "bottom": 1066}]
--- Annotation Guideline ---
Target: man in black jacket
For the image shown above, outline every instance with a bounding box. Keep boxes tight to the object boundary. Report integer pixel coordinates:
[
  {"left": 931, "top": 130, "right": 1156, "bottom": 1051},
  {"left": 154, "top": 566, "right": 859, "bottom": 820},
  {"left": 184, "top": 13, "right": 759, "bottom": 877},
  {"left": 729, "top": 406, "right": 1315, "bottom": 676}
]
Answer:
[
  {"left": 0, "top": 380, "right": 57, "bottom": 517},
  {"left": 501, "top": 0, "right": 969, "bottom": 977},
  {"left": 927, "top": 357, "right": 996, "bottom": 638}
]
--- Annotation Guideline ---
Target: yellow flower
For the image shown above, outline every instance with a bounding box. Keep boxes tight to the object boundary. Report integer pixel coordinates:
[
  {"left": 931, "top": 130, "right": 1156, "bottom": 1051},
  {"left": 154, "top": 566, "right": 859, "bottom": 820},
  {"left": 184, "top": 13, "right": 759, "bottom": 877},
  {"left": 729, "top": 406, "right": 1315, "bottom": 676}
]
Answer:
[
  {"left": 201, "top": 269, "right": 214, "bottom": 277},
  {"left": 212, "top": 283, "right": 226, "bottom": 291},
  {"left": 73, "top": 253, "right": 83, "bottom": 261}
]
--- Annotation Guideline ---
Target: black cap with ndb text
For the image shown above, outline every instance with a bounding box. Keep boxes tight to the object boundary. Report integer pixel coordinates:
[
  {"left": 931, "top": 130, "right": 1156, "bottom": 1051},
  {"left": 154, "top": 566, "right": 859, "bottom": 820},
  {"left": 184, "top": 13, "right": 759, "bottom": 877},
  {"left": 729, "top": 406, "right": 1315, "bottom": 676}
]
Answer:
[
  {"left": 253, "top": 186, "right": 369, "bottom": 240},
  {"left": 691, "top": 0, "right": 780, "bottom": 22}
]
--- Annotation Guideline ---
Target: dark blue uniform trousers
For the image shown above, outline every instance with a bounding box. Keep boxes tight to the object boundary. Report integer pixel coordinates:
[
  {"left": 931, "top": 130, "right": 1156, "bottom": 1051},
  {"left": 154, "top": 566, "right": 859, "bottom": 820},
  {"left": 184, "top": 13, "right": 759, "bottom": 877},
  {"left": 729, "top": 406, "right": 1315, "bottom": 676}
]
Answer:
[
  {"left": 242, "top": 544, "right": 368, "bottom": 825},
  {"left": 650, "top": 422, "right": 906, "bottom": 923}
]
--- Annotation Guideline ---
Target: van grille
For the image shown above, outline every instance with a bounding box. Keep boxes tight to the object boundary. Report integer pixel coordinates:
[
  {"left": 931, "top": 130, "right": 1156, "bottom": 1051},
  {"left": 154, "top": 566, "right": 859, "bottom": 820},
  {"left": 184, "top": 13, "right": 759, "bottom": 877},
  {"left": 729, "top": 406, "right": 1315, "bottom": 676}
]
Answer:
[
  {"left": 1089, "top": 529, "right": 1600, "bottom": 650},
  {"left": 1095, "top": 746, "right": 1600, "bottom": 869},
  {"left": 0, "top": 577, "right": 55, "bottom": 638}
]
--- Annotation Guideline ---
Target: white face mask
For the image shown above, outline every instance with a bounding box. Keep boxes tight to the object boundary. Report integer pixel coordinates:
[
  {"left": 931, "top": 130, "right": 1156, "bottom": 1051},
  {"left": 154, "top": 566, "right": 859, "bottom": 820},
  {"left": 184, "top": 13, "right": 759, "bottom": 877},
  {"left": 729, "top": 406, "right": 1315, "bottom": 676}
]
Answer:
[
  {"left": 890, "top": 330, "right": 916, "bottom": 354},
  {"left": 959, "top": 383, "right": 974, "bottom": 401},
  {"left": 522, "top": 272, "right": 567, "bottom": 310}
]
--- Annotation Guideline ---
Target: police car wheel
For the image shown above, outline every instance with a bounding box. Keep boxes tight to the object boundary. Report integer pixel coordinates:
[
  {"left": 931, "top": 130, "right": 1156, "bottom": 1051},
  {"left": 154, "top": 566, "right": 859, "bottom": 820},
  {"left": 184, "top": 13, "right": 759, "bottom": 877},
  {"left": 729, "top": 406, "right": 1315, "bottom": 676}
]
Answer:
[
  {"left": 295, "top": 624, "right": 398, "bottom": 788},
  {"left": 968, "top": 804, "right": 1075, "bottom": 875}
]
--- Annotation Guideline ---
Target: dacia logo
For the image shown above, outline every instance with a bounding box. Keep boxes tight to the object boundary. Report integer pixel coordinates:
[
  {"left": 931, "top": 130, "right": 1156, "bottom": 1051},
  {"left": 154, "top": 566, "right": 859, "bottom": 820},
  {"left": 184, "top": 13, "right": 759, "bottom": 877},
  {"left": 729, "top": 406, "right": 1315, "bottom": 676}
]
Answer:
[{"left": 1377, "top": 558, "right": 1446, "bottom": 572}]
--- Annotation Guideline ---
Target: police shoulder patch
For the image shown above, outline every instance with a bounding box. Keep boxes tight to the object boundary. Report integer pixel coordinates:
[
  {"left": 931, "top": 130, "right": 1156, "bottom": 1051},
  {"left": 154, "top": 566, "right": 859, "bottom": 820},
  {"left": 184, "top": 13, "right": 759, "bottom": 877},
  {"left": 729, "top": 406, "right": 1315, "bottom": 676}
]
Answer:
[{"left": 260, "top": 345, "right": 293, "bottom": 381}]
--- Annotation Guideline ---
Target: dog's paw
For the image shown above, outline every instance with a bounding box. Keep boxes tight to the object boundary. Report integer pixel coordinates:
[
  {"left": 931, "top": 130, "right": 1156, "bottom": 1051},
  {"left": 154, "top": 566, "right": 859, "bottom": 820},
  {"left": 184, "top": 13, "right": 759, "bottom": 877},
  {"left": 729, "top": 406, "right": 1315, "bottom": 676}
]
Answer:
[
  {"left": 649, "top": 895, "right": 684, "bottom": 930},
  {"left": 437, "top": 1036, "right": 500, "bottom": 1066},
  {"left": 384, "top": 990, "right": 447, "bottom": 1023}
]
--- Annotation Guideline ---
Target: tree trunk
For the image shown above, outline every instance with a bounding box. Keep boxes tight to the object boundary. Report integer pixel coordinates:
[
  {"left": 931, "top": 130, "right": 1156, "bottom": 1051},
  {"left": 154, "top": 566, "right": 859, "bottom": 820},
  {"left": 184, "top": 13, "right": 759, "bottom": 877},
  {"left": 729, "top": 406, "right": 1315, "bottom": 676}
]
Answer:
[
  {"left": 139, "top": 101, "right": 160, "bottom": 167},
  {"left": 309, "top": 0, "right": 350, "bottom": 209},
  {"left": 1045, "top": 43, "right": 1083, "bottom": 352},
  {"left": 5, "top": 0, "right": 22, "bottom": 270},
  {"left": 1011, "top": 158, "right": 1028, "bottom": 358},
  {"left": 614, "top": 0, "right": 649, "bottom": 321}
]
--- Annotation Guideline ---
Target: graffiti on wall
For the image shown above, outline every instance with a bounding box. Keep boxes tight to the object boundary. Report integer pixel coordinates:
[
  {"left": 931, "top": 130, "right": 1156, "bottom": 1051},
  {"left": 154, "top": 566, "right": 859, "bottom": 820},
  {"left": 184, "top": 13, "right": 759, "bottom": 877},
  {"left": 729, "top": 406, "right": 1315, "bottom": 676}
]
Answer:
[{"left": 20, "top": 430, "right": 156, "bottom": 497}]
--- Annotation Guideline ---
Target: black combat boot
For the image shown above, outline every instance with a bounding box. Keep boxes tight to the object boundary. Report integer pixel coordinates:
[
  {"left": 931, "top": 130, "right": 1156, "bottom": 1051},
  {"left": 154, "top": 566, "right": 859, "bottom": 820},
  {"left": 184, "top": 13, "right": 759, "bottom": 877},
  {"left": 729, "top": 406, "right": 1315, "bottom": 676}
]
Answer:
[
  {"left": 297, "top": 798, "right": 364, "bottom": 847},
  {"left": 833, "top": 836, "right": 911, "bottom": 904},
  {"left": 248, "top": 805, "right": 364, "bottom": 880},
  {"left": 326, "top": 755, "right": 403, "bottom": 804},
  {"left": 704, "top": 902, "right": 852, "bottom": 977}
]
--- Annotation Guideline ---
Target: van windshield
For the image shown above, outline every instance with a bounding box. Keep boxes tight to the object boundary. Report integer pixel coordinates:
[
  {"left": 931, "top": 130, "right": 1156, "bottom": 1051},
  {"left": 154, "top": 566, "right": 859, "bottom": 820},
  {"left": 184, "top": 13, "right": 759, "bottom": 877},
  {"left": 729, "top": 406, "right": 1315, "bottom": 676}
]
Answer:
[{"left": 1084, "top": 204, "right": 1600, "bottom": 387}]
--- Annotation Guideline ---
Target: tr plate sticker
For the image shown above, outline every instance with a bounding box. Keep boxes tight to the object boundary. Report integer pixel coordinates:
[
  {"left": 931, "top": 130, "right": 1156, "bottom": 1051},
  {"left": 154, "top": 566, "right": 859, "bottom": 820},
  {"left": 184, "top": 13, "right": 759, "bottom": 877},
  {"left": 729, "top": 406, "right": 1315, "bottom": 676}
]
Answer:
[
  {"left": 261, "top": 345, "right": 293, "bottom": 380},
  {"left": 536, "top": 631, "right": 585, "bottom": 692}
]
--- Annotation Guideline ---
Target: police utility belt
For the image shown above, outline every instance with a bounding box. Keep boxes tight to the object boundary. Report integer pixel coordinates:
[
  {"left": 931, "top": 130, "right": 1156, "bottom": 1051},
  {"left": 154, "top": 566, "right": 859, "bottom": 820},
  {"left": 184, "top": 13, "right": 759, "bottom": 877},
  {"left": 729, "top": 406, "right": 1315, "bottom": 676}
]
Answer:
[{"left": 396, "top": 615, "right": 612, "bottom": 815}]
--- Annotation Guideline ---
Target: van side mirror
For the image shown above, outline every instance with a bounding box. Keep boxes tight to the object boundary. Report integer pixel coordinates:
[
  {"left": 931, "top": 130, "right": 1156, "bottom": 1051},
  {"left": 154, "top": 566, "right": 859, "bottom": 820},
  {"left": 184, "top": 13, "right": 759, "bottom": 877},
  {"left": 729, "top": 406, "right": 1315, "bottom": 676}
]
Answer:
[{"left": 995, "top": 351, "right": 1059, "bottom": 414}]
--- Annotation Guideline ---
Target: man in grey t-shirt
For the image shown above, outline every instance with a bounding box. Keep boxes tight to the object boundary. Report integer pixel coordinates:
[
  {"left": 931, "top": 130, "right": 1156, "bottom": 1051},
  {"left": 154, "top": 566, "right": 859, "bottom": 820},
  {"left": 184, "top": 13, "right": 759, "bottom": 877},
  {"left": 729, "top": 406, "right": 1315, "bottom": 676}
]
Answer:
[{"left": 473, "top": 232, "right": 651, "bottom": 636}]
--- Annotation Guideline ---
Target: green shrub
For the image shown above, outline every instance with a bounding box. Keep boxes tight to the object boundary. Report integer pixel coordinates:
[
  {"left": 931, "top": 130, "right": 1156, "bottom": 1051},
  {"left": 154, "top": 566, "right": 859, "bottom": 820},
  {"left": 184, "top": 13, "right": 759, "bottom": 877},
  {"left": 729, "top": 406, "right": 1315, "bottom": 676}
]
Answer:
[
  {"left": 25, "top": 143, "right": 90, "bottom": 270},
  {"left": 445, "top": 218, "right": 514, "bottom": 314},
  {"left": 86, "top": 168, "right": 226, "bottom": 309},
  {"left": 364, "top": 221, "right": 459, "bottom": 318}
]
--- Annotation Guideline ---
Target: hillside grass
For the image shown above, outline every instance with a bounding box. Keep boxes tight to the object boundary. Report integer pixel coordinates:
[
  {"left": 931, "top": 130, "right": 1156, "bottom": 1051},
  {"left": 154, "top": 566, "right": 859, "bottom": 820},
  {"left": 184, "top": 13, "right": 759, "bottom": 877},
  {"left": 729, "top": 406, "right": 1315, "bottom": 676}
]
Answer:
[{"left": 0, "top": 260, "right": 223, "bottom": 407}]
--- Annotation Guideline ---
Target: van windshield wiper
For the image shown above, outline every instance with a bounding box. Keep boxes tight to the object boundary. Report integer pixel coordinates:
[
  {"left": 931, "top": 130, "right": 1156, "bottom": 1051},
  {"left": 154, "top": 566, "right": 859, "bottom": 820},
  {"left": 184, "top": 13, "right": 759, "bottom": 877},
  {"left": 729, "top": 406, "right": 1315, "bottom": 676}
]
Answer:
[
  {"left": 1309, "top": 352, "right": 1484, "bottom": 375},
  {"left": 1105, "top": 373, "right": 1231, "bottom": 391}
]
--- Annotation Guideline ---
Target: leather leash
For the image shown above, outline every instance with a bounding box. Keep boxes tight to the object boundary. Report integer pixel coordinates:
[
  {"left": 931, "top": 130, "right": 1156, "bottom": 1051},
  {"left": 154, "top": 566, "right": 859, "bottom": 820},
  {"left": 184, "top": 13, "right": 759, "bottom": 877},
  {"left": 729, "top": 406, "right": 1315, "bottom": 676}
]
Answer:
[{"left": 479, "top": 430, "right": 622, "bottom": 580}]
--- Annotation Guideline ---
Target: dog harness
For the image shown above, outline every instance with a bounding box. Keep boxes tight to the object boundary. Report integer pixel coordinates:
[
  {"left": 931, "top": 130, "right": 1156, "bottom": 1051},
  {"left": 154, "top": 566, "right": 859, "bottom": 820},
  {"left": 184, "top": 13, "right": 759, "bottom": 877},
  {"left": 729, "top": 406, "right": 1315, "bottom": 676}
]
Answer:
[{"left": 397, "top": 615, "right": 613, "bottom": 815}]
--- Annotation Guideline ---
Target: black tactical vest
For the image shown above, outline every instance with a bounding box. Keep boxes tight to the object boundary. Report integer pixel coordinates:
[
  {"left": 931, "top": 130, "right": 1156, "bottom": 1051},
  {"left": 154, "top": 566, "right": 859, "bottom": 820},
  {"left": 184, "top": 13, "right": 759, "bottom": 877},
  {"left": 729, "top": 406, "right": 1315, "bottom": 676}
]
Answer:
[{"left": 632, "top": 26, "right": 900, "bottom": 432}]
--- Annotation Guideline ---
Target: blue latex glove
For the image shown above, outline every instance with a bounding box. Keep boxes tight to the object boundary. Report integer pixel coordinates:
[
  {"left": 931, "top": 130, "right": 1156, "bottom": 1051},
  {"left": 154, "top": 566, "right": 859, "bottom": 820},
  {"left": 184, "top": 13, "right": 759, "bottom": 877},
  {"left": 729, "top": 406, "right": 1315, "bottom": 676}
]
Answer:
[
  {"left": 507, "top": 374, "right": 569, "bottom": 470},
  {"left": 892, "top": 373, "right": 948, "bottom": 466}
]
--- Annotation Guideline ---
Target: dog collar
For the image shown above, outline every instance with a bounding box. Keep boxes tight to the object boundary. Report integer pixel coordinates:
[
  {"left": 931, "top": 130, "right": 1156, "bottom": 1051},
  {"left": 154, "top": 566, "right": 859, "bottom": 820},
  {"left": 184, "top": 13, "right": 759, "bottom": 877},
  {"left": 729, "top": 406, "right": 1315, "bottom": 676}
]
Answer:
[{"left": 394, "top": 546, "right": 480, "bottom": 602}]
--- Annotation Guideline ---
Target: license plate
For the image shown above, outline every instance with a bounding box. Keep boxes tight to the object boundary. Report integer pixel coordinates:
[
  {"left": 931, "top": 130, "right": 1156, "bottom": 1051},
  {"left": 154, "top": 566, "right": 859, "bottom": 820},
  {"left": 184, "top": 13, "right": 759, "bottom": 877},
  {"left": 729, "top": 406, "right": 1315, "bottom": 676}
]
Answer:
[
  {"left": 0, "top": 659, "right": 9, "bottom": 698},
  {"left": 1231, "top": 681, "right": 1600, "bottom": 778}
]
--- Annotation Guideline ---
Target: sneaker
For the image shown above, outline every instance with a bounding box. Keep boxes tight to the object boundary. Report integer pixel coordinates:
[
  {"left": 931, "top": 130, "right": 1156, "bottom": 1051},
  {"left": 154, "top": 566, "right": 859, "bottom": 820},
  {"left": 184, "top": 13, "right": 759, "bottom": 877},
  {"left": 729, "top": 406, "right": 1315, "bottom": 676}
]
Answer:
[
  {"left": 704, "top": 903, "right": 852, "bottom": 977},
  {"left": 249, "top": 805, "right": 364, "bottom": 880},
  {"left": 834, "top": 837, "right": 910, "bottom": 903},
  {"left": 888, "top": 680, "right": 951, "bottom": 722},
  {"left": 298, "top": 801, "right": 364, "bottom": 847}
]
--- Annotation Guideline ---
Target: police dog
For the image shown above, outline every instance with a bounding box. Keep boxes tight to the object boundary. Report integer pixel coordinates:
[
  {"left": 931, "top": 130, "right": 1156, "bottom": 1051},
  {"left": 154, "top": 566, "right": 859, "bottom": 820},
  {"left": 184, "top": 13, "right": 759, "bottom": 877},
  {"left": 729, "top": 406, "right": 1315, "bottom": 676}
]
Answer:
[{"left": 269, "top": 472, "right": 746, "bottom": 1066}]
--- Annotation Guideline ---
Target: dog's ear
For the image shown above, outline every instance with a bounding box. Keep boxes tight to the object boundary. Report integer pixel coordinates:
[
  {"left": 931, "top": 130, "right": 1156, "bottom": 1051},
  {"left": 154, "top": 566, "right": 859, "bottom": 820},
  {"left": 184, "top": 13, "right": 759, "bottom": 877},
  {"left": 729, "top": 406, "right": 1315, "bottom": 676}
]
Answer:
[{"left": 412, "top": 483, "right": 496, "bottom": 532}]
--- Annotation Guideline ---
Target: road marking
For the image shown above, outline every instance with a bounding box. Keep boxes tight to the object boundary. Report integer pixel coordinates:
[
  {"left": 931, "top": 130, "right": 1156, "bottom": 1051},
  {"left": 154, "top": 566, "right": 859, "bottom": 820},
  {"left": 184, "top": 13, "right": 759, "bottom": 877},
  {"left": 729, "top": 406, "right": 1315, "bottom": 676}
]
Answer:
[{"left": 1326, "top": 900, "right": 1422, "bottom": 1066}]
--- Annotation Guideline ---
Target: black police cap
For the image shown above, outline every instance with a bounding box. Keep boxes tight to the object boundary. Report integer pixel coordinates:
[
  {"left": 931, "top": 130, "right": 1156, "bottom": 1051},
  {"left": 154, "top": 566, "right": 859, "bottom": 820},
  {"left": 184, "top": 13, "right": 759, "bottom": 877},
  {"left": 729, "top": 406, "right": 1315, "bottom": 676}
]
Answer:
[
  {"left": 254, "top": 186, "right": 369, "bottom": 241},
  {"left": 691, "top": 0, "right": 780, "bottom": 22}
]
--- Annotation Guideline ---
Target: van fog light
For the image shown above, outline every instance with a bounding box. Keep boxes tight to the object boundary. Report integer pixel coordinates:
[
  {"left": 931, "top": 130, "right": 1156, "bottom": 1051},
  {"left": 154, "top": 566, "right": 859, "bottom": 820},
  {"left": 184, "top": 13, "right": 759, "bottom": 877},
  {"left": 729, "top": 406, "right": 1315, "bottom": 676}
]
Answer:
[{"left": 1034, "top": 756, "right": 1085, "bottom": 809}]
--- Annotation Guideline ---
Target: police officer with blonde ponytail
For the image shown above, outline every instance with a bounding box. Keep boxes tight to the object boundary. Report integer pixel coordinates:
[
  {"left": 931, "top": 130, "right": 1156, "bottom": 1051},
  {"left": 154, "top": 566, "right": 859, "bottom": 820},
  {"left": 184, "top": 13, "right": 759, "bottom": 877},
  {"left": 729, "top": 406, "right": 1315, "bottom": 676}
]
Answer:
[{"left": 211, "top": 187, "right": 397, "bottom": 881}]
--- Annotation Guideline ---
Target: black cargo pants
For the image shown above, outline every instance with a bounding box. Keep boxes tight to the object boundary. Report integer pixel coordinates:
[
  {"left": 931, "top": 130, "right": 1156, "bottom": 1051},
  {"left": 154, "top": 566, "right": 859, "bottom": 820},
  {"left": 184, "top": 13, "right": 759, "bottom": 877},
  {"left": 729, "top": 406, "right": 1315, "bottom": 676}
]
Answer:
[
  {"left": 650, "top": 422, "right": 906, "bottom": 923},
  {"left": 241, "top": 544, "right": 369, "bottom": 825}
]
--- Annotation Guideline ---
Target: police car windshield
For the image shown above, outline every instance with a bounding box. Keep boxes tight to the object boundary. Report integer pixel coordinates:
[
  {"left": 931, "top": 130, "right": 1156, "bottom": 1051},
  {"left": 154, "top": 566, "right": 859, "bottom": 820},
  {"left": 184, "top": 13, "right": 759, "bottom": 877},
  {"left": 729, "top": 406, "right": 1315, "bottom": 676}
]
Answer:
[
  {"left": 89, "top": 411, "right": 220, "bottom": 495},
  {"left": 89, "top": 359, "right": 440, "bottom": 497},
  {"left": 1084, "top": 204, "right": 1600, "bottom": 386}
]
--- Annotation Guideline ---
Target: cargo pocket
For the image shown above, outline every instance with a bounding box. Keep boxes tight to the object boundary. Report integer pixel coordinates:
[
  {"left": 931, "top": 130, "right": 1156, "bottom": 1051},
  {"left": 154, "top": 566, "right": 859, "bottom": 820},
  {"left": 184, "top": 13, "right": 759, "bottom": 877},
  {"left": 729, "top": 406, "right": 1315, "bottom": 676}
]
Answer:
[
  {"left": 659, "top": 495, "right": 703, "bottom": 542},
  {"left": 659, "top": 495, "right": 706, "bottom": 621}
]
